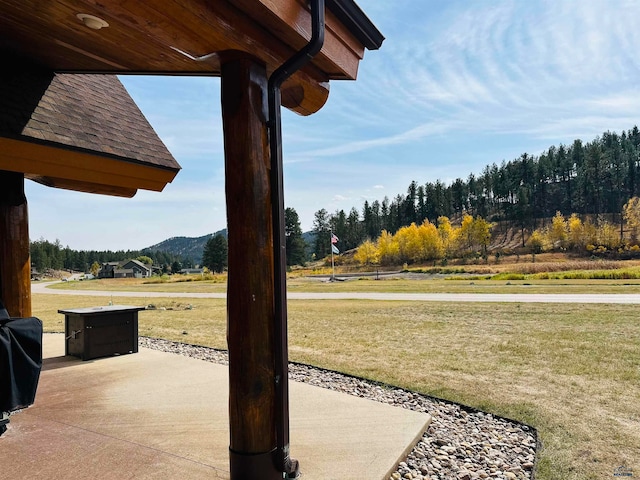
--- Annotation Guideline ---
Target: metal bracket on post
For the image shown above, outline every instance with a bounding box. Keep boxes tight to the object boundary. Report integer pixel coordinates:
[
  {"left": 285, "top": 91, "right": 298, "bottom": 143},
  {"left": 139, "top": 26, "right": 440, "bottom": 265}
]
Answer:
[{"left": 267, "top": 0, "right": 325, "bottom": 477}]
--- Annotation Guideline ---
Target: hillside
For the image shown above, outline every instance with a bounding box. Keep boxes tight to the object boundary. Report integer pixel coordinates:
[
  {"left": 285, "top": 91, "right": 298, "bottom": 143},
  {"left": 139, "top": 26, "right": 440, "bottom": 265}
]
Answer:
[
  {"left": 147, "top": 229, "right": 316, "bottom": 266},
  {"left": 145, "top": 225, "right": 523, "bottom": 265},
  {"left": 146, "top": 230, "right": 226, "bottom": 264}
]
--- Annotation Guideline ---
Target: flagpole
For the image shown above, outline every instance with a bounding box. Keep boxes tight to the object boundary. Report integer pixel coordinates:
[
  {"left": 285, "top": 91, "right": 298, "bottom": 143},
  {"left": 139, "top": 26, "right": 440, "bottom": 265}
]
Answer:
[{"left": 330, "top": 229, "right": 335, "bottom": 281}]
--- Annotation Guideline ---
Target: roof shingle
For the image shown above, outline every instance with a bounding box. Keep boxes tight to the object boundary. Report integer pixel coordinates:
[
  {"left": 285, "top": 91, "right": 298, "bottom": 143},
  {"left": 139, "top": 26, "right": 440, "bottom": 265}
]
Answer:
[{"left": 0, "top": 67, "right": 180, "bottom": 173}]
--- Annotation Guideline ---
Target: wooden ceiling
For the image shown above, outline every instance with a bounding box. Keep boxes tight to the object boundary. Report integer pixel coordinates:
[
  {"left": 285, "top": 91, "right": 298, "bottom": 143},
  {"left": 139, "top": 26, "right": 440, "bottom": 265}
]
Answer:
[{"left": 0, "top": 0, "right": 382, "bottom": 115}]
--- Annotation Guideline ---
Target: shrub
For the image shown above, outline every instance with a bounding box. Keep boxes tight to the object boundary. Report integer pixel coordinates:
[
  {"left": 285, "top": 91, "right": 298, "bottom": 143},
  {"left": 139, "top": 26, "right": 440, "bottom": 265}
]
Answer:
[{"left": 492, "top": 273, "right": 526, "bottom": 281}]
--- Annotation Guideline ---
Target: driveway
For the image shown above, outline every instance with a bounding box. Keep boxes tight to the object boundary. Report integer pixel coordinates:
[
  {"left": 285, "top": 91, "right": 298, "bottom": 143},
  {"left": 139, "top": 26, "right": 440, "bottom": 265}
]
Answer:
[{"left": 31, "top": 282, "right": 640, "bottom": 304}]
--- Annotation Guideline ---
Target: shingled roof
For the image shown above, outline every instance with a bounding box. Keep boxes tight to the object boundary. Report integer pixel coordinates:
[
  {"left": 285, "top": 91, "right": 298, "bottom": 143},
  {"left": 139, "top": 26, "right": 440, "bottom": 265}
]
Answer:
[{"left": 0, "top": 65, "right": 180, "bottom": 197}]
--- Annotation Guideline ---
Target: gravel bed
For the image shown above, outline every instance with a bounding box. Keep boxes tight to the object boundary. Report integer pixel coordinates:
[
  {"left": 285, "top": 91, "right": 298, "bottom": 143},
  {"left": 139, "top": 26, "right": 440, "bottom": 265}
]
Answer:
[{"left": 139, "top": 337, "right": 538, "bottom": 480}]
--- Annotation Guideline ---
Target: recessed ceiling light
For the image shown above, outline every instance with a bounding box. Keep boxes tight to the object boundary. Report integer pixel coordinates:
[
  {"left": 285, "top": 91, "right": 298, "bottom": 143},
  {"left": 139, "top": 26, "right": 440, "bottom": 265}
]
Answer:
[{"left": 76, "top": 13, "right": 109, "bottom": 30}]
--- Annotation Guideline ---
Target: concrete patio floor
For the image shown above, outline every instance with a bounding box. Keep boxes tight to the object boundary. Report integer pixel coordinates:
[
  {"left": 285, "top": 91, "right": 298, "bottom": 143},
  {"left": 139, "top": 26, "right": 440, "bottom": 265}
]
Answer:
[{"left": 2, "top": 334, "right": 431, "bottom": 479}]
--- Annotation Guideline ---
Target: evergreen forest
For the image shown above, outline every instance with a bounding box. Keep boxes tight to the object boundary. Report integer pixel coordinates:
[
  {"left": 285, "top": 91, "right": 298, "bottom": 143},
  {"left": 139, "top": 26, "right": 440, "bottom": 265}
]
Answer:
[
  {"left": 29, "top": 238, "right": 192, "bottom": 275},
  {"left": 311, "top": 126, "right": 640, "bottom": 260},
  {"left": 30, "top": 126, "right": 640, "bottom": 271}
]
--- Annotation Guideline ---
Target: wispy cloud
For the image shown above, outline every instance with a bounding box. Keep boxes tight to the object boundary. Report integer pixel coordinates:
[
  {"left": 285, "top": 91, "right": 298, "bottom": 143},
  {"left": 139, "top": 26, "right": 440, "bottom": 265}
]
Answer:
[
  {"left": 275, "top": 0, "right": 640, "bottom": 223},
  {"left": 343, "top": 0, "right": 640, "bottom": 149},
  {"left": 300, "top": 120, "right": 456, "bottom": 157},
  {"left": 27, "top": 1, "right": 640, "bottom": 249}
]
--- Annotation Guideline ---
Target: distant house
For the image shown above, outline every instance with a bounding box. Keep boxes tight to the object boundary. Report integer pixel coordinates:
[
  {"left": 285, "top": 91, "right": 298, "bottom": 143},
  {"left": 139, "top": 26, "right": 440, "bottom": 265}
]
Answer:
[
  {"left": 119, "top": 259, "right": 152, "bottom": 278},
  {"left": 98, "top": 262, "right": 120, "bottom": 279},
  {"left": 98, "top": 259, "right": 152, "bottom": 279}
]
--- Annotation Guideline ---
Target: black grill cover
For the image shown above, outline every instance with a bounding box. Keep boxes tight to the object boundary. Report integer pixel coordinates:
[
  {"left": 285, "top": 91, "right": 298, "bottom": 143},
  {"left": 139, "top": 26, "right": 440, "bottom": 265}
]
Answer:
[{"left": 0, "top": 301, "right": 43, "bottom": 413}]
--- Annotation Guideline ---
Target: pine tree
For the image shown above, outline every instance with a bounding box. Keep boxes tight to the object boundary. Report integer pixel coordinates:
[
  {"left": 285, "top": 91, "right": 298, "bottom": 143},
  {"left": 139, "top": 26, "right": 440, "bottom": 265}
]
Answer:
[
  {"left": 284, "top": 207, "right": 306, "bottom": 266},
  {"left": 202, "top": 234, "right": 228, "bottom": 273},
  {"left": 312, "top": 208, "right": 331, "bottom": 258}
]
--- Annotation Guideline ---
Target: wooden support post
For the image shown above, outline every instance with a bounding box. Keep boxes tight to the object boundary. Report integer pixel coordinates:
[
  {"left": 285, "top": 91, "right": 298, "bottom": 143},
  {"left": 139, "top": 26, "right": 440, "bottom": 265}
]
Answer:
[
  {"left": 0, "top": 170, "right": 31, "bottom": 318},
  {"left": 221, "top": 56, "right": 281, "bottom": 480}
]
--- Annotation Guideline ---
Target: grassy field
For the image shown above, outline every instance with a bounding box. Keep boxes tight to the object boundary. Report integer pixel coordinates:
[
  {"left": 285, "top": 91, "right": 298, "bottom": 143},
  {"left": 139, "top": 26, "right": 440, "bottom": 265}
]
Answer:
[
  {"left": 45, "top": 256, "right": 640, "bottom": 296},
  {"left": 33, "top": 277, "right": 640, "bottom": 480},
  {"left": 45, "top": 274, "right": 640, "bottom": 295}
]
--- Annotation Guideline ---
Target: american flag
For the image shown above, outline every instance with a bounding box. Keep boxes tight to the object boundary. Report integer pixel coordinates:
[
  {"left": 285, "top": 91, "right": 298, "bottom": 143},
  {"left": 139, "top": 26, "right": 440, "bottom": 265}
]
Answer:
[{"left": 331, "top": 233, "right": 339, "bottom": 244}]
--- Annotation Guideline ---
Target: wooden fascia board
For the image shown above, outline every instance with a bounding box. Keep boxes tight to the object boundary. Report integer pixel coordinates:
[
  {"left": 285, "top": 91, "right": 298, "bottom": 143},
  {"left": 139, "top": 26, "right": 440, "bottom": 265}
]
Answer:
[
  {"left": 28, "top": 176, "right": 137, "bottom": 198},
  {"left": 326, "top": 0, "right": 385, "bottom": 51},
  {"left": 232, "top": 0, "right": 365, "bottom": 79},
  {"left": 0, "top": 137, "right": 179, "bottom": 194}
]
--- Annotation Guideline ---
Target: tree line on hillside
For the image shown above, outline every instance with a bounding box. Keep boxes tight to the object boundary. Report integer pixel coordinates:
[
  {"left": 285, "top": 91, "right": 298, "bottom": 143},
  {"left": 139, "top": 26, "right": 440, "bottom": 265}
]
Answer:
[
  {"left": 200, "top": 207, "right": 306, "bottom": 272},
  {"left": 527, "top": 198, "right": 640, "bottom": 257},
  {"left": 31, "top": 125, "right": 640, "bottom": 272},
  {"left": 31, "top": 207, "right": 308, "bottom": 274},
  {"left": 311, "top": 126, "right": 640, "bottom": 258},
  {"left": 351, "top": 196, "right": 640, "bottom": 267},
  {"left": 30, "top": 238, "right": 193, "bottom": 274},
  {"left": 352, "top": 214, "right": 492, "bottom": 266}
]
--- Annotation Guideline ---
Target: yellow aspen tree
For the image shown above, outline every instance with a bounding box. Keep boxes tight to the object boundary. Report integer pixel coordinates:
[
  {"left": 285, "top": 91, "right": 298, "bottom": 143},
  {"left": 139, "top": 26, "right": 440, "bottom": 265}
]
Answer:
[
  {"left": 90, "top": 261, "right": 101, "bottom": 277},
  {"left": 582, "top": 219, "right": 598, "bottom": 249},
  {"left": 393, "top": 225, "right": 409, "bottom": 263},
  {"left": 623, "top": 196, "right": 640, "bottom": 244},
  {"left": 376, "top": 230, "right": 399, "bottom": 265},
  {"left": 418, "top": 220, "right": 444, "bottom": 260},
  {"left": 567, "top": 214, "right": 583, "bottom": 249},
  {"left": 548, "top": 211, "right": 568, "bottom": 249},
  {"left": 471, "top": 216, "right": 492, "bottom": 255},
  {"left": 437, "top": 216, "right": 456, "bottom": 257},
  {"left": 526, "top": 229, "right": 546, "bottom": 254},
  {"left": 354, "top": 239, "right": 379, "bottom": 266},
  {"left": 597, "top": 220, "right": 619, "bottom": 249},
  {"left": 408, "top": 223, "right": 424, "bottom": 262},
  {"left": 457, "top": 214, "right": 475, "bottom": 254},
  {"left": 395, "top": 223, "right": 421, "bottom": 263}
]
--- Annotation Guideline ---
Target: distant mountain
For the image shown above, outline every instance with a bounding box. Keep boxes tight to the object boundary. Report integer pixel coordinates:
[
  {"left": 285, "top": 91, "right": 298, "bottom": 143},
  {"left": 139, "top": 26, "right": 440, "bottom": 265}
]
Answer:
[
  {"left": 302, "top": 230, "right": 316, "bottom": 257},
  {"left": 146, "top": 230, "right": 227, "bottom": 265},
  {"left": 147, "top": 228, "right": 315, "bottom": 265}
]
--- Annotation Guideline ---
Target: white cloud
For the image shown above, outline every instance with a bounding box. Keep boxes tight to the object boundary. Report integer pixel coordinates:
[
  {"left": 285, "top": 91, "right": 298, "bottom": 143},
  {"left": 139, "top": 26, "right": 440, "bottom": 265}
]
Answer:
[
  {"left": 343, "top": 0, "right": 640, "bottom": 147},
  {"left": 25, "top": 1, "right": 640, "bottom": 249},
  {"left": 299, "top": 120, "right": 457, "bottom": 158}
]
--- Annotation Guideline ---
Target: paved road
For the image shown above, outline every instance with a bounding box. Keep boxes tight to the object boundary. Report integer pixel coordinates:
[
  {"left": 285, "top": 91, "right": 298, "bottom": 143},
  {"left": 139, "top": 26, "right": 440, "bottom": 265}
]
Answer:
[{"left": 31, "top": 282, "right": 640, "bottom": 304}]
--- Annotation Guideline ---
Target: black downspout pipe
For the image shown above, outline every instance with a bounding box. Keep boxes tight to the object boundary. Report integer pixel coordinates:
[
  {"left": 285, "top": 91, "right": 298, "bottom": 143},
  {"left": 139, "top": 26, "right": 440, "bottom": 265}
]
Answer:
[{"left": 268, "top": 1, "right": 325, "bottom": 477}]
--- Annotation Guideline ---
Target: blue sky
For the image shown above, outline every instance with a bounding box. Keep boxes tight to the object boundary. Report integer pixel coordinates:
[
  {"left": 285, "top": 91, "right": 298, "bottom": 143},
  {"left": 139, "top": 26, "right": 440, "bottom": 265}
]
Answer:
[{"left": 26, "top": 0, "right": 640, "bottom": 251}]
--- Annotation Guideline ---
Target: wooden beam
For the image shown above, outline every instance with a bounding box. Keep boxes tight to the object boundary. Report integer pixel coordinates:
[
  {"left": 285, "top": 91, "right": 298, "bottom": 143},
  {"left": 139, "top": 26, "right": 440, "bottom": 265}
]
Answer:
[
  {"left": 70, "top": 0, "right": 331, "bottom": 115},
  {"left": 0, "top": 171, "right": 31, "bottom": 318},
  {"left": 26, "top": 176, "right": 137, "bottom": 198},
  {"left": 221, "top": 56, "right": 281, "bottom": 479},
  {"left": 0, "top": 138, "right": 179, "bottom": 194},
  {"left": 233, "top": 0, "right": 364, "bottom": 77}
]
